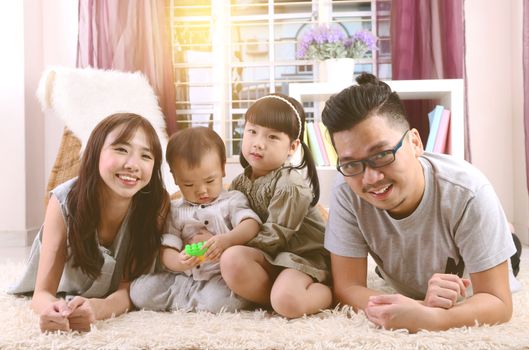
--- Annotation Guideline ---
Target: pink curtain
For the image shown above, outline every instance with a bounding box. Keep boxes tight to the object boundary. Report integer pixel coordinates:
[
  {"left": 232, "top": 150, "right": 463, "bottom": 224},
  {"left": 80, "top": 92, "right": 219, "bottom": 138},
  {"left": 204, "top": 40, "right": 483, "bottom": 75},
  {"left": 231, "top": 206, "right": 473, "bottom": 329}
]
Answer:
[
  {"left": 522, "top": 0, "right": 529, "bottom": 190},
  {"left": 390, "top": 0, "right": 468, "bottom": 160},
  {"left": 77, "top": 0, "right": 177, "bottom": 134}
]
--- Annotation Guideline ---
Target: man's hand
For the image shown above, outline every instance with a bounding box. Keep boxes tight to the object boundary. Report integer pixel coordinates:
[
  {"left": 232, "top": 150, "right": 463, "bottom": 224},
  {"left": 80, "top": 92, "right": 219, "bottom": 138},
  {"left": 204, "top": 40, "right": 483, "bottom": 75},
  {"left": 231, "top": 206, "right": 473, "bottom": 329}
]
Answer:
[
  {"left": 424, "top": 273, "right": 471, "bottom": 309},
  {"left": 67, "top": 296, "right": 96, "bottom": 332},
  {"left": 39, "top": 299, "right": 71, "bottom": 332},
  {"left": 364, "top": 294, "right": 437, "bottom": 333}
]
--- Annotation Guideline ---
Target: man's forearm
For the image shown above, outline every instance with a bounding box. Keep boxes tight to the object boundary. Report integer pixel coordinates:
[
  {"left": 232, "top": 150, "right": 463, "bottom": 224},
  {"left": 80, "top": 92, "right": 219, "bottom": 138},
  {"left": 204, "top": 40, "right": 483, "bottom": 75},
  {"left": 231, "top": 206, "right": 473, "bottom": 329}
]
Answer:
[
  {"left": 425, "top": 292, "right": 512, "bottom": 330},
  {"left": 336, "top": 284, "right": 383, "bottom": 311},
  {"left": 363, "top": 290, "right": 513, "bottom": 333}
]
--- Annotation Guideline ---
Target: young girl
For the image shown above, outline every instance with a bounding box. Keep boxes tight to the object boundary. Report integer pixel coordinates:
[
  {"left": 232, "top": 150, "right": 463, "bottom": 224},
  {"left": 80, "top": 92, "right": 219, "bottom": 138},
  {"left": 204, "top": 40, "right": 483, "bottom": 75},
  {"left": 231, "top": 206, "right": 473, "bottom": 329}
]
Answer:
[
  {"left": 130, "top": 127, "right": 260, "bottom": 313},
  {"left": 220, "top": 93, "right": 332, "bottom": 318},
  {"left": 9, "top": 113, "right": 168, "bottom": 332}
]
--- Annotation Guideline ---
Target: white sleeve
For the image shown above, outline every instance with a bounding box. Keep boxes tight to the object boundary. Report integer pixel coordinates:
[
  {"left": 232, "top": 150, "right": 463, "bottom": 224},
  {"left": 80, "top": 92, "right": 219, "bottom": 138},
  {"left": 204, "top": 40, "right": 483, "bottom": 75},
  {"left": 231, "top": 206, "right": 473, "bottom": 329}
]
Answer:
[
  {"left": 161, "top": 213, "right": 183, "bottom": 250},
  {"left": 227, "top": 190, "right": 262, "bottom": 227}
]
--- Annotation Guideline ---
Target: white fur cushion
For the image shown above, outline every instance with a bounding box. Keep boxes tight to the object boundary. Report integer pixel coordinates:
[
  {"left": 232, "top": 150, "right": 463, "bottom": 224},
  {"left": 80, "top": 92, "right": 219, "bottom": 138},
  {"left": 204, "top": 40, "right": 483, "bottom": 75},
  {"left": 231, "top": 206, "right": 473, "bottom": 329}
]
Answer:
[{"left": 36, "top": 66, "right": 177, "bottom": 193}]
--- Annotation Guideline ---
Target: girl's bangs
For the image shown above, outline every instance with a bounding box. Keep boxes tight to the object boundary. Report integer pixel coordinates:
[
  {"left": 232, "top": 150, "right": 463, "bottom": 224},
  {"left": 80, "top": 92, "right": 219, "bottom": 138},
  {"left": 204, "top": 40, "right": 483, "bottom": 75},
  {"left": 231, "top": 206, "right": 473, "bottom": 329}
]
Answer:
[{"left": 246, "top": 101, "right": 297, "bottom": 139}]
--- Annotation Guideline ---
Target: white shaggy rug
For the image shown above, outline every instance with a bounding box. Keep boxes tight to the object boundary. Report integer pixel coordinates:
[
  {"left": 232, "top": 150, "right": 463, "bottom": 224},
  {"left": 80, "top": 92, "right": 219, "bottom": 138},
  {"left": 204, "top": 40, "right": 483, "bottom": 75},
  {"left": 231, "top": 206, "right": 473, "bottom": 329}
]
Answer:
[{"left": 1, "top": 261, "right": 529, "bottom": 350}]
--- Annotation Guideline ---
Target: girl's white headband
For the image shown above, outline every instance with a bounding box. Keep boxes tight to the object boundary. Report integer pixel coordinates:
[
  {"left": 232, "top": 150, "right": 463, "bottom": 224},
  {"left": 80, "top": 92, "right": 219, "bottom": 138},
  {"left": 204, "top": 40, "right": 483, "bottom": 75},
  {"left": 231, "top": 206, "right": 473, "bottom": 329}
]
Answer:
[{"left": 255, "top": 95, "right": 302, "bottom": 140}]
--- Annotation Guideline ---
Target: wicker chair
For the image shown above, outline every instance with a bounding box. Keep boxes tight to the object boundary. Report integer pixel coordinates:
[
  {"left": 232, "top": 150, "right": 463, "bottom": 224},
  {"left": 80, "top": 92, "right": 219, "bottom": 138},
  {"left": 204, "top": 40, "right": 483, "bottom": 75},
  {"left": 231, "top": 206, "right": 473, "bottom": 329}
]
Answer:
[{"left": 44, "top": 128, "right": 81, "bottom": 207}]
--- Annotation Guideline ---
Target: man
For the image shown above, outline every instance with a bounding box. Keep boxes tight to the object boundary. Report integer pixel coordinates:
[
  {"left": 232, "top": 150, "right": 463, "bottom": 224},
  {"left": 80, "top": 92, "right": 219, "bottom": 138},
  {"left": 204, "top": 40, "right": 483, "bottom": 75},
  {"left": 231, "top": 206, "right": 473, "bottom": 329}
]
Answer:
[{"left": 321, "top": 73, "right": 521, "bottom": 332}]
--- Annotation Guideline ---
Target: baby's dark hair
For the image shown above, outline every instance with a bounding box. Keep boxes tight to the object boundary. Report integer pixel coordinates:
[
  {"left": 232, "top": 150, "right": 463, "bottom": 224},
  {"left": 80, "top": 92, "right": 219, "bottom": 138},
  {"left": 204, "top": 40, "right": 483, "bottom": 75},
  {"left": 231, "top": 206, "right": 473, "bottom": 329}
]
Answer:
[
  {"left": 322, "top": 73, "right": 410, "bottom": 136},
  {"left": 166, "top": 126, "right": 226, "bottom": 169},
  {"left": 240, "top": 93, "right": 320, "bottom": 206}
]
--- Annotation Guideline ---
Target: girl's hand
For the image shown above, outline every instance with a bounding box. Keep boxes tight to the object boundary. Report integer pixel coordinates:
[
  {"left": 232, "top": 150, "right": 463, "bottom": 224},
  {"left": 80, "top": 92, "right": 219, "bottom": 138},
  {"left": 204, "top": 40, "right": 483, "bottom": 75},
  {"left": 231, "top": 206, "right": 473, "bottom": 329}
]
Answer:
[
  {"left": 39, "top": 299, "right": 71, "bottom": 332},
  {"left": 203, "top": 235, "right": 229, "bottom": 261},
  {"left": 178, "top": 250, "right": 201, "bottom": 268},
  {"left": 67, "top": 296, "right": 96, "bottom": 332}
]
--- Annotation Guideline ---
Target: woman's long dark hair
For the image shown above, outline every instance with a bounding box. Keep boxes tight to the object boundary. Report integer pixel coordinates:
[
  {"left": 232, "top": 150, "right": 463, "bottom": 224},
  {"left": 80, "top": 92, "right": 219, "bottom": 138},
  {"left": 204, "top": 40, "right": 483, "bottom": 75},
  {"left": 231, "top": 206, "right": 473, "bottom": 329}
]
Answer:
[
  {"left": 240, "top": 93, "right": 320, "bottom": 206},
  {"left": 67, "top": 113, "right": 168, "bottom": 280}
]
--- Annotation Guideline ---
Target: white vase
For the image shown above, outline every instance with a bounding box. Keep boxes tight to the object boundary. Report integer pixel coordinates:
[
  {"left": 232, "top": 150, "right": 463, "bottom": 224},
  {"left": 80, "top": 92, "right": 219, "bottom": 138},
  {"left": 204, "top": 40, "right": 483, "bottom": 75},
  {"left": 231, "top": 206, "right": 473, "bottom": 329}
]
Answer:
[{"left": 317, "top": 58, "right": 356, "bottom": 84}]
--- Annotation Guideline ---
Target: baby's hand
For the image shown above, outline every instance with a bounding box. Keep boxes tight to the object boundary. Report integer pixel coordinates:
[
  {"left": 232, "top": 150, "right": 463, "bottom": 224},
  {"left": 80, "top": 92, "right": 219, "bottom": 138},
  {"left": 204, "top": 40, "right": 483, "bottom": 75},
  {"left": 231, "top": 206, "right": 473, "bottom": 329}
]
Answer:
[
  {"left": 203, "top": 235, "right": 229, "bottom": 262},
  {"left": 178, "top": 250, "right": 201, "bottom": 268},
  {"left": 187, "top": 228, "right": 214, "bottom": 245}
]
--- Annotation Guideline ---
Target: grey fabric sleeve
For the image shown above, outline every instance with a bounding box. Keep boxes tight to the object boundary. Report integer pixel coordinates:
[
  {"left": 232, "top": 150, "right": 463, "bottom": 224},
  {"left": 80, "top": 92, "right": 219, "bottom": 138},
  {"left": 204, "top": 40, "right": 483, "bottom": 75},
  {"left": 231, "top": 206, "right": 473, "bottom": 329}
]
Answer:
[
  {"left": 247, "top": 182, "right": 312, "bottom": 256},
  {"left": 455, "top": 184, "right": 516, "bottom": 273},
  {"left": 324, "top": 181, "right": 368, "bottom": 258},
  {"left": 49, "top": 177, "right": 77, "bottom": 223}
]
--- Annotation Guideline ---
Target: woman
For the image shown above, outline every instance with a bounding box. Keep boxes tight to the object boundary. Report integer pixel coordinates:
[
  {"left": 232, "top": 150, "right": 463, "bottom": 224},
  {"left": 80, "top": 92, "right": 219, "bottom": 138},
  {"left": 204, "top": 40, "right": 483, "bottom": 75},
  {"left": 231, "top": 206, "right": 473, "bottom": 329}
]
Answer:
[{"left": 10, "top": 113, "right": 169, "bottom": 332}]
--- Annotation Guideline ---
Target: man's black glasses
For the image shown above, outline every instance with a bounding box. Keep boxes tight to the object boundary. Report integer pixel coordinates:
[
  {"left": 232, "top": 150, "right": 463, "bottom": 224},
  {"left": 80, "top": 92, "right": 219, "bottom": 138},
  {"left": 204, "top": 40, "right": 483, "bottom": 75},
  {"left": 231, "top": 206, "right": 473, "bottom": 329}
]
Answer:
[{"left": 336, "top": 130, "right": 409, "bottom": 177}]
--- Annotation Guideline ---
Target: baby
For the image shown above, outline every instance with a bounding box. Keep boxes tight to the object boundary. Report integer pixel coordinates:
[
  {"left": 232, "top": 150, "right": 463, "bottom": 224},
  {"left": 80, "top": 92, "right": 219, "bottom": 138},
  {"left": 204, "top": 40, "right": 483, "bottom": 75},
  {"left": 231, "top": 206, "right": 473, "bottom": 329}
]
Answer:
[{"left": 130, "top": 127, "right": 261, "bottom": 312}]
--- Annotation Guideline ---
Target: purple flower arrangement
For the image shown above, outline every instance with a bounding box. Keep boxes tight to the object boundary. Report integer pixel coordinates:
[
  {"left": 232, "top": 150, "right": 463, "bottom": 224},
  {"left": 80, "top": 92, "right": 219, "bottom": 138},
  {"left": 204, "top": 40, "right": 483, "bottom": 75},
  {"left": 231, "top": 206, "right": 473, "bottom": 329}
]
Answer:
[{"left": 297, "top": 24, "right": 377, "bottom": 61}]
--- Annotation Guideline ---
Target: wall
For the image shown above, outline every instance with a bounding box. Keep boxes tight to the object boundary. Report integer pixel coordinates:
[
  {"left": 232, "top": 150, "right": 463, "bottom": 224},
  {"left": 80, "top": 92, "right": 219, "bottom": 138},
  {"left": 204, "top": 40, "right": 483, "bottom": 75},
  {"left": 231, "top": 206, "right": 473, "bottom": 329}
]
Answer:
[
  {"left": 0, "top": 0, "right": 77, "bottom": 246},
  {"left": 465, "top": 0, "right": 526, "bottom": 243},
  {"left": 41, "top": 0, "right": 79, "bottom": 179},
  {"left": 0, "top": 1, "right": 28, "bottom": 245},
  {"left": 24, "top": 0, "right": 44, "bottom": 244},
  {"left": 511, "top": 0, "right": 529, "bottom": 243}
]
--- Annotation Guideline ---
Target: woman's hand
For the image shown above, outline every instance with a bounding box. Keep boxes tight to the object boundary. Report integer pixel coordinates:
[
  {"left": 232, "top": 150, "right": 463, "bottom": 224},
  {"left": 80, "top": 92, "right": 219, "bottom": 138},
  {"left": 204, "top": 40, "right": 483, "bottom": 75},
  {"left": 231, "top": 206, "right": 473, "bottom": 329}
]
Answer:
[
  {"left": 39, "top": 299, "right": 71, "bottom": 332},
  {"left": 66, "top": 296, "right": 96, "bottom": 332}
]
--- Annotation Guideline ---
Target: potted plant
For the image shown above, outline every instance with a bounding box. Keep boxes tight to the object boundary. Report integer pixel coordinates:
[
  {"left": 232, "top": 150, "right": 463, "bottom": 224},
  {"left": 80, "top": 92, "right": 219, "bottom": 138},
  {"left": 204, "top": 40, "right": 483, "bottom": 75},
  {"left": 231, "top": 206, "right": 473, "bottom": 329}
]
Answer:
[{"left": 297, "top": 24, "right": 377, "bottom": 83}]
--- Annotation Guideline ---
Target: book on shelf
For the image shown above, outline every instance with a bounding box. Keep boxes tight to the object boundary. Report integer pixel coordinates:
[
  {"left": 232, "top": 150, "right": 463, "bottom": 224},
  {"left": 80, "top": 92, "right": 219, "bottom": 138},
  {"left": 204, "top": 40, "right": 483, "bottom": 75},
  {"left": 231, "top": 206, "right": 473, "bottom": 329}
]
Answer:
[
  {"left": 319, "top": 121, "right": 337, "bottom": 166},
  {"left": 313, "top": 122, "right": 329, "bottom": 165},
  {"left": 433, "top": 109, "right": 451, "bottom": 154},
  {"left": 306, "top": 122, "right": 325, "bottom": 166},
  {"left": 425, "top": 105, "right": 444, "bottom": 152}
]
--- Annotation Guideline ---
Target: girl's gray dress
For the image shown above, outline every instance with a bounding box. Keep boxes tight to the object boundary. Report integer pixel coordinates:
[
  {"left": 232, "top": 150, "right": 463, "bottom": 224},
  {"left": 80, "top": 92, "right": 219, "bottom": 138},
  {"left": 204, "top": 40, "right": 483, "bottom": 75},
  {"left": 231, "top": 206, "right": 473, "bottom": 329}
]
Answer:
[
  {"left": 9, "top": 178, "right": 131, "bottom": 299},
  {"left": 230, "top": 166, "right": 330, "bottom": 284}
]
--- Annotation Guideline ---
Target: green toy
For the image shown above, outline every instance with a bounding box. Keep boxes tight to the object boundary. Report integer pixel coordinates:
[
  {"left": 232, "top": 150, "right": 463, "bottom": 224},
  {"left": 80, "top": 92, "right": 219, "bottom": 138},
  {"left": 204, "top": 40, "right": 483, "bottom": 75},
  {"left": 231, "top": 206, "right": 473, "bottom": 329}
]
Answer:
[{"left": 184, "top": 241, "right": 208, "bottom": 261}]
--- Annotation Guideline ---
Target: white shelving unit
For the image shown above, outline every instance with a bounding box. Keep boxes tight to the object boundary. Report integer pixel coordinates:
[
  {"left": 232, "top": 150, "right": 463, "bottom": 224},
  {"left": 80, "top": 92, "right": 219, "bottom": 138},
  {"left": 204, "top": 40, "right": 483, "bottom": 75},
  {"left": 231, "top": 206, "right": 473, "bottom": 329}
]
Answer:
[
  {"left": 289, "top": 79, "right": 465, "bottom": 159},
  {"left": 289, "top": 79, "right": 465, "bottom": 208}
]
